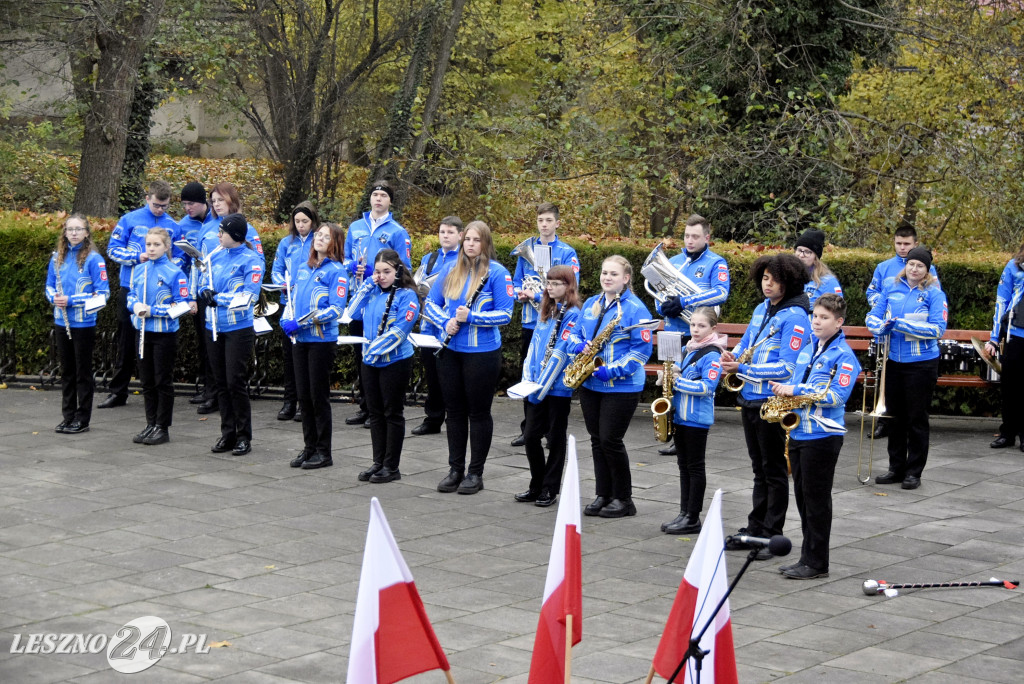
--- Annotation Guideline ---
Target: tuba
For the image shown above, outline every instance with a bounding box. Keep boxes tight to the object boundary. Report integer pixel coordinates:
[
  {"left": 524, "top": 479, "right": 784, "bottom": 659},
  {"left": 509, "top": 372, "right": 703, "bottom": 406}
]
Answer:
[
  {"left": 412, "top": 263, "right": 441, "bottom": 298},
  {"left": 641, "top": 243, "right": 702, "bottom": 323},
  {"left": 564, "top": 295, "right": 622, "bottom": 389},
  {"left": 651, "top": 359, "right": 675, "bottom": 442},
  {"left": 511, "top": 238, "right": 545, "bottom": 311},
  {"left": 761, "top": 366, "right": 837, "bottom": 475}
]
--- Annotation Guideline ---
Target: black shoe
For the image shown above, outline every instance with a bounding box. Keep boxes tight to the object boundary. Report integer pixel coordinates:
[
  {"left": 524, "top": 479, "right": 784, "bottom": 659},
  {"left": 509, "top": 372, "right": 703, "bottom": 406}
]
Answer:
[
  {"left": 901, "top": 475, "right": 921, "bottom": 490},
  {"left": 724, "top": 528, "right": 756, "bottom": 550},
  {"left": 232, "top": 439, "right": 251, "bottom": 456},
  {"left": 97, "top": 394, "right": 126, "bottom": 409},
  {"left": 370, "top": 467, "right": 401, "bottom": 483},
  {"left": 782, "top": 564, "right": 828, "bottom": 579},
  {"left": 133, "top": 425, "right": 156, "bottom": 444},
  {"left": 346, "top": 410, "right": 369, "bottom": 425},
  {"left": 661, "top": 513, "right": 686, "bottom": 532},
  {"left": 63, "top": 420, "right": 90, "bottom": 434},
  {"left": 277, "top": 402, "right": 296, "bottom": 421},
  {"left": 535, "top": 491, "right": 557, "bottom": 507},
  {"left": 293, "top": 406, "right": 303, "bottom": 423},
  {"left": 358, "top": 463, "right": 383, "bottom": 481},
  {"left": 188, "top": 391, "right": 208, "bottom": 405},
  {"left": 211, "top": 437, "right": 235, "bottom": 453},
  {"left": 363, "top": 418, "right": 371, "bottom": 429},
  {"left": 584, "top": 496, "right": 611, "bottom": 516},
  {"left": 290, "top": 450, "right": 313, "bottom": 468},
  {"left": 55, "top": 421, "right": 69, "bottom": 434},
  {"left": 514, "top": 490, "right": 540, "bottom": 502},
  {"left": 872, "top": 421, "right": 890, "bottom": 439},
  {"left": 875, "top": 470, "right": 903, "bottom": 485},
  {"left": 411, "top": 422, "right": 441, "bottom": 436},
  {"left": 752, "top": 547, "right": 774, "bottom": 561},
  {"left": 658, "top": 444, "right": 677, "bottom": 456},
  {"left": 197, "top": 399, "right": 218, "bottom": 415},
  {"left": 301, "top": 452, "right": 333, "bottom": 469},
  {"left": 143, "top": 427, "right": 169, "bottom": 445},
  {"left": 510, "top": 434, "right": 525, "bottom": 447},
  {"left": 457, "top": 473, "right": 484, "bottom": 494},
  {"left": 437, "top": 470, "right": 463, "bottom": 493},
  {"left": 778, "top": 562, "right": 801, "bottom": 574},
  {"left": 990, "top": 435, "right": 1014, "bottom": 448},
  {"left": 664, "top": 513, "right": 701, "bottom": 535},
  {"left": 598, "top": 498, "right": 637, "bottom": 518}
]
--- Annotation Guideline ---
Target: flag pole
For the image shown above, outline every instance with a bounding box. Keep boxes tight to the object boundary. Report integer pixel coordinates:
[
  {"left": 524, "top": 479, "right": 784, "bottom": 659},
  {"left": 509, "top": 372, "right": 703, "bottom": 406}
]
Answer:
[
  {"left": 443, "top": 669, "right": 457, "bottom": 684},
  {"left": 564, "top": 613, "right": 573, "bottom": 684},
  {"left": 643, "top": 664, "right": 656, "bottom": 684}
]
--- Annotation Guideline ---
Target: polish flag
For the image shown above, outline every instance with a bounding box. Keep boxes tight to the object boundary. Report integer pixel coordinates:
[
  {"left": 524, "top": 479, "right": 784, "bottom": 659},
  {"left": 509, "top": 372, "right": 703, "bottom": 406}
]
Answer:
[
  {"left": 347, "top": 498, "right": 451, "bottom": 684},
  {"left": 649, "top": 490, "right": 737, "bottom": 684},
  {"left": 528, "top": 435, "right": 583, "bottom": 683}
]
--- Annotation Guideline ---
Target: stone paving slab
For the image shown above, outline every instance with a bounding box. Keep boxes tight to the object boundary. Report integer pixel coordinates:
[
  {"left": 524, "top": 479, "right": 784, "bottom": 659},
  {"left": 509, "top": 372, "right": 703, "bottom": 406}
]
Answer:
[{"left": 1, "top": 387, "right": 1022, "bottom": 682}]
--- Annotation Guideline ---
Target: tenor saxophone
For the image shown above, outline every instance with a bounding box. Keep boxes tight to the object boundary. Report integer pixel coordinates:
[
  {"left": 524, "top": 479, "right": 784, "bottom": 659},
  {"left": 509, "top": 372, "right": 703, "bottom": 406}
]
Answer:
[
  {"left": 563, "top": 295, "right": 622, "bottom": 389},
  {"left": 651, "top": 359, "right": 674, "bottom": 442},
  {"left": 761, "top": 366, "right": 837, "bottom": 474}
]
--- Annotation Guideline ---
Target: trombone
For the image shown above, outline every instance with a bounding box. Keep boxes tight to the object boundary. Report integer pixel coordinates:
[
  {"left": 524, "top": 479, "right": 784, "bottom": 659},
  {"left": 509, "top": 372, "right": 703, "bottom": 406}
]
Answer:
[{"left": 857, "top": 335, "right": 889, "bottom": 484}]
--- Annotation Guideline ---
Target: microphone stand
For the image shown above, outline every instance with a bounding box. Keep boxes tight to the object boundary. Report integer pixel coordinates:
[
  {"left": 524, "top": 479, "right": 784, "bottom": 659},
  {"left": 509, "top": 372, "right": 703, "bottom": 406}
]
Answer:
[{"left": 665, "top": 548, "right": 761, "bottom": 684}]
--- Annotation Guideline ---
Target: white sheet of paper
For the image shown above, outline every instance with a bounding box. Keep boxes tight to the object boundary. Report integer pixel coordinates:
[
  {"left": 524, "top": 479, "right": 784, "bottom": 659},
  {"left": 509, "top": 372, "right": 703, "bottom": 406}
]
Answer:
[
  {"left": 228, "top": 293, "right": 252, "bottom": 310},
  {"left": 253, "top": 317, "right": 273, "bottom": 335},
  {"left": 173, "top": 240, "right": 203, "bottom": 260},
  {"left": 166, "top": 301, "right": 191, "bottom": 320},
  {"left": 657, "top": 330, "right": 683, "bottom": 362},
  {"left": 507, "top": 380, "right": 543, "bottom": 400},
  {"left": 408, "top": 333, "right": 442, "bottom": 349},
  {"left": 337, "top": 335, "right": 369, "bottom": 345},
  {"left": 534, "top": 244, "right": 552, "bottom": 274},
  {"left": 83, "top": 294, "right": 106, "bottom": 314},
  {"left": 261, "top": 282, "right": 286, "bottom": 292}
]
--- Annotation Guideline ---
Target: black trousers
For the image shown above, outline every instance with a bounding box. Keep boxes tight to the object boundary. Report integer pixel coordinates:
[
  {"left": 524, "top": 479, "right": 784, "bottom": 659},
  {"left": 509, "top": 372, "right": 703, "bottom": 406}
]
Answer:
[
  {"left": 349, "top": 319, "right": 368, "bottom": 412},
  {"left": 884, "top": 357, "right": 939, "bottom": 478},
  {"left": 519, "top": 327, "right": 535, "bottom": 433},
  {"left": 138, "top": 330, "right": 176, "bottom": 427},
  {"left": 998, "top": 336, "right": 1023, "bottom": 441},
  {"left": 579, "top": 387, "right": 640, "bottom": 500},
  {"left": 437, "top": 348, "right": 502, "bottom": 476},
  {"left": 791, "top": 435, "right": 842, "bottom": 572},
  {"left": 293, "top": 341, "right": 336, "bottom": 456},
  {"left": 193, "top": 299, "right": 211, "bottom": 397},
  {"left": 419, "top": 347, "right": 445, "bottom": 427},
  {"left": 672, "top": 423, "right": 709, "bottom": 516},
  {"left": 740, "top": 404, "right": 788, "bottom": 537},
  {"left": 55, "top": 325, "right": 96, "bottom": 425},
  {"left": 281, "top": 331, "right": 297, "bottom": 404},
  {"left": 524, "top": 395, "right": 572, "bottom": 495},
  {"left": 205, "top": 326, "right": 254, "bottom": 442},
  {"left": 108, "top": 288, "right": 135, "bottom": 398},
  {"left": 362, "top": 357, "right": 414, "bottom": 470}
]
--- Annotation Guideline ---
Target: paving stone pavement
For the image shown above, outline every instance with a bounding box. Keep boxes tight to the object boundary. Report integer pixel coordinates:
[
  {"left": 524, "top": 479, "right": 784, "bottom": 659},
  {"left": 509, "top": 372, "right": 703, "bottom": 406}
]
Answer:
[{"left": 0, "top": 387, "right": 1022, "bottom": 683}]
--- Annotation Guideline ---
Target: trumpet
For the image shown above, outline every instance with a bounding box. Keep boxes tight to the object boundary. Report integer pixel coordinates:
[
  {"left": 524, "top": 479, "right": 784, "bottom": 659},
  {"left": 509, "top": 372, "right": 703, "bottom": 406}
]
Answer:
[
  {"left": 857, "top": 335, "right": 889, "bottom": 484},
  {"left": 651, "top": 359, "right": 675, "bottom": 442},
  {"left": 761, "top": 366, "right": 837, "bottom": 475},
  {"left": 721, "top": 327, "right": 776, "bottom": 392},
  {"left": 641, "top": 243, "right": 702, "bottom": 323}
]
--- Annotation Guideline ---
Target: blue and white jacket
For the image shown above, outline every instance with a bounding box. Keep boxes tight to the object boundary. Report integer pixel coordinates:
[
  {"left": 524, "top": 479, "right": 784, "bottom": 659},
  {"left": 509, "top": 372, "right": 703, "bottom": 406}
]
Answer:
[
  {"left": 990, "top": 259, "right": 1024, "bottom": 343},
  {"left": 345, "top": 280, "right": 419, "bottom": 367},
  {"left": 866, "top": 278, "right": 947, "bottom": 363},
  {"left": 512, "top": 236, "right": 580, "bottom": 329},
  {"left": 867, "top": 254, "right": 939, "bottom": 307},
  {"left": 521, "top": 304, "right": 581, "bottom": 402},
  {"left": 733, "top": 294, "right": 812, "bottom": 402},
  {"left": 107, "top": 205, "right": 182, "bottom": 286},
  {"left": 423, "top": 261, "right": 515, "bottom": 353},
  {"left": 788, "top": 332, "right": 861, "bottom": 441},
  {"left": 271, "top": 232, "right": 316, "bottom": 307},
  {"left": 127, "top": 255, "right": 190, "bottom": 334},
  {"left": 417, "top": 247, "right": 460, "bottom": 338},
  {"left": 281, "top": 258, "right": 348, "bottom": 344},
  {"left": 194, "top": 218, "right": 265, "bottom": 297},
  {"left": 45, "top": 246, "right": 110, "bottom": 328},
  {"left": 804, "top": 273, "right": 843, "bottom": 308},
  {"left": 176, "top": 207, "right": 215, "bottom": 277},
  {"left": 199, "top": 245, "right": 264, "bottom": 333},
  {"left": 671, "top": 343, "right": 724, "bottom": 428},
  {"left": 567, "top": 289, "right": 653, "bottom": 394},
  {"left": 657, "top": 246, "right": 730, "bottom": 336}
]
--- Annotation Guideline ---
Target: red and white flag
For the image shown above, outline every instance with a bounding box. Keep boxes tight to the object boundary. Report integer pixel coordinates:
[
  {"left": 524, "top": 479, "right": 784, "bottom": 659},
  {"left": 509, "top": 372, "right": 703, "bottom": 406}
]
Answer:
[
  {"left": 650, "top": 489, "right": 737, "bottom": 683},
  {"left": 347, "top": 497, "right": 450, "bottom": 684},
  {"left": 528, "top": 435, "right": 583, "bottom": 684}
]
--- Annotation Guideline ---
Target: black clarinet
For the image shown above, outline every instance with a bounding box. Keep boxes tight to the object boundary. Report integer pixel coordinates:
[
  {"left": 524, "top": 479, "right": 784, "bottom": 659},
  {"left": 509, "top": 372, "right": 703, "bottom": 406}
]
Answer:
[
  {"left": 541, "top": 304, "right": 567, "bottom": 367},
  {"left": 436, "top": 274, "right": 489, "bottom": 357},
  {"left": 376, "top": 287, "right": 397, "bottom": 337}
]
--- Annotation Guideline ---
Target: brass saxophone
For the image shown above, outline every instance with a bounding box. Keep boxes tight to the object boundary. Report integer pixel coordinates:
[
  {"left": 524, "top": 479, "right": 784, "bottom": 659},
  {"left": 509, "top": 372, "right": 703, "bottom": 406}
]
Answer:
[
  {"left": 651, "top": 359, "right": 674, "bottom": 442},
  {"left": 761, "top": 366, "right": 837, "bottom": 474},
  {"left": 722, "top": 326, "right": 776, "bottom": 392},
  {"left": 564, "top": 295, "right": 622, "bottom": 389}
]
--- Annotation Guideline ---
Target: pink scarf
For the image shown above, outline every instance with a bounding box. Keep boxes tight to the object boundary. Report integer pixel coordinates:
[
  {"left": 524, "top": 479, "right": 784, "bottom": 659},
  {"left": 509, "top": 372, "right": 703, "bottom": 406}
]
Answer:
[{"left": 686, "top": 332, "right": 728, "bottom": 354}]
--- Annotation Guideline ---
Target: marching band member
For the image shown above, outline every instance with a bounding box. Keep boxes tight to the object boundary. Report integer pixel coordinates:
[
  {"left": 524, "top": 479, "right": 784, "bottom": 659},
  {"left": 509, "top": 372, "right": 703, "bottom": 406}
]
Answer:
[
  {"left": 424, "top": 221, "right": 514, "bottom": 495},
  {"left": 280, "top": 222, "right": 348, "bottom": 470},
  {"left": 272, "top": 201, "right": 320, "bottom": 423},
  {"left": 985, "top": 242, "right": 1024, "bottom": 451},
  {"left": 177, "top": 182, "right": 216, "bottom": 409},
  {"left": 866, "top": 247, "right": 947, "bottom": 489},
  {"left": 770, "top": 294, "right": 860, "bottom": 579},
  {"left": 570, "top": 255, "right": 653, "bottom": 518},
  {"left": 127, "top": 228, "right": 191, "bottom": 446},
  {"left": 510, "top": 203, "right": 580, "bottom": 447},
  {"left": 200, "top": 213, "right": 264, "bottom": 456},
  {"left": 721, "top": 254, "right": 810, "bottom": 557},
  {"left": 45, "top": 214, "right": 109, "bottom": 434},
  {"left": 100, "top": 180, "right": 181, "bottom": 409},
  {"left": 655, "top": 214, "right": 730, "bottom": 456},
  {"left": 794, "top": 229, "right": 843, "bottom": 307},
  {"left": 661, "top": 307, "right": 726, "bottom": 535},
  {"left": 411, "top": 216, "right": 462, "bottom": 436},
  {"left": 345, "top": 249, "right": 420, "bottom": 482},
  {"left": 513, "top": 265, "right": 582, "bottom": 508}
]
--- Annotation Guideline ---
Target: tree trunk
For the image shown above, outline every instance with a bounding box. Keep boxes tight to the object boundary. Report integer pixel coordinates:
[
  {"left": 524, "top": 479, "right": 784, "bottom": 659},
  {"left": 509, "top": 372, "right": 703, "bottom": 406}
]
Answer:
[
  {"left": 118, "top": 56, "right": 161, "bottom": 215},
  {"left": 617, "top": 183, "right": 633, "bottom": 237},
  {"left": 72, "top": 0, "right": 166, "bottom": 217}
]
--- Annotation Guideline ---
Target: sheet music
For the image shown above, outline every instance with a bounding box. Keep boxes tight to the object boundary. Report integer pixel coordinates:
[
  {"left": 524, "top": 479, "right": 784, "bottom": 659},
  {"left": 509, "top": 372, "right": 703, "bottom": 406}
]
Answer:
[
  {"left": 336, "top": 335, "right": 369, "bottom": 345},
  {"left": 83, "top": 294, "right": 106, "bottom": 314},
  {"left": 657, "top": 331, "right": 683, "bottom": 362},
  {"left": 534, "top": 244, "right": 552, "bottom": 274},
  {"left": 409, "top": 333, "right": 442, "bottom": 349},
  {"left": 173, "top": 240, "right": 203, "bottom": 260},
  {"left": 261, "top": 283, "right": 286, "bottom": 292},
  {"left": 253, "top": 317, "right": 273, "bottom": 335},
  {"left": 506, "top": 380, "right": 543, "bottom": 400},
  {"left": 228, "top": 293, "right": 252, "bottom": 310},
  {"left": 166, "top": 301, "right": 191, "bottom": 320}
]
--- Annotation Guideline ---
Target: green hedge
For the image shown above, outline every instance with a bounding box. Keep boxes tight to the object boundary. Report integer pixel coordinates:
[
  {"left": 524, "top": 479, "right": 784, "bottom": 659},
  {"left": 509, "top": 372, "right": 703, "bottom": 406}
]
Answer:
[{"left": 0, "top": 213, "right": 1007, "bottom": 414}]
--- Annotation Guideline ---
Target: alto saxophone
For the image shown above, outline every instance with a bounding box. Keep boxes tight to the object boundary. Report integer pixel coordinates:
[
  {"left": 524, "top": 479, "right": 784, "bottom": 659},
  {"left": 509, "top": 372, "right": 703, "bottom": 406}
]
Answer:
[
  {"left": 722, "top": 326, "right": 777, "bottom": 392},
  {"left": 761, "top": 366, "right": 837, "bottom": 474},
  {"left": 564, "top": 295, "right": 622, "bottom": 389},
  {"left": 651, "top": 359, "right": 674, "bottom": 442}
]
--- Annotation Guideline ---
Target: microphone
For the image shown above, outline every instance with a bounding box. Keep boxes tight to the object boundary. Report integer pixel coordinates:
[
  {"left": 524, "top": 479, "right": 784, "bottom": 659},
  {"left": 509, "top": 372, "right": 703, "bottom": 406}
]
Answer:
[{"left": 733, "top": 534, "right": 792, "bottom": 557}]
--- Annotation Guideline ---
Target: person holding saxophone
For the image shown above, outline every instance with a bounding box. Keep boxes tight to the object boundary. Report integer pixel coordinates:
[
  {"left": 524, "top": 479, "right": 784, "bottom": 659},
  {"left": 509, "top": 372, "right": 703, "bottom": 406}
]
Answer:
[
  {"left": 768, "top": 294, "right": 860, "bottom": 579},
  {"left": 567, "top": 255, "right": 653, "bottom": 518}
]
